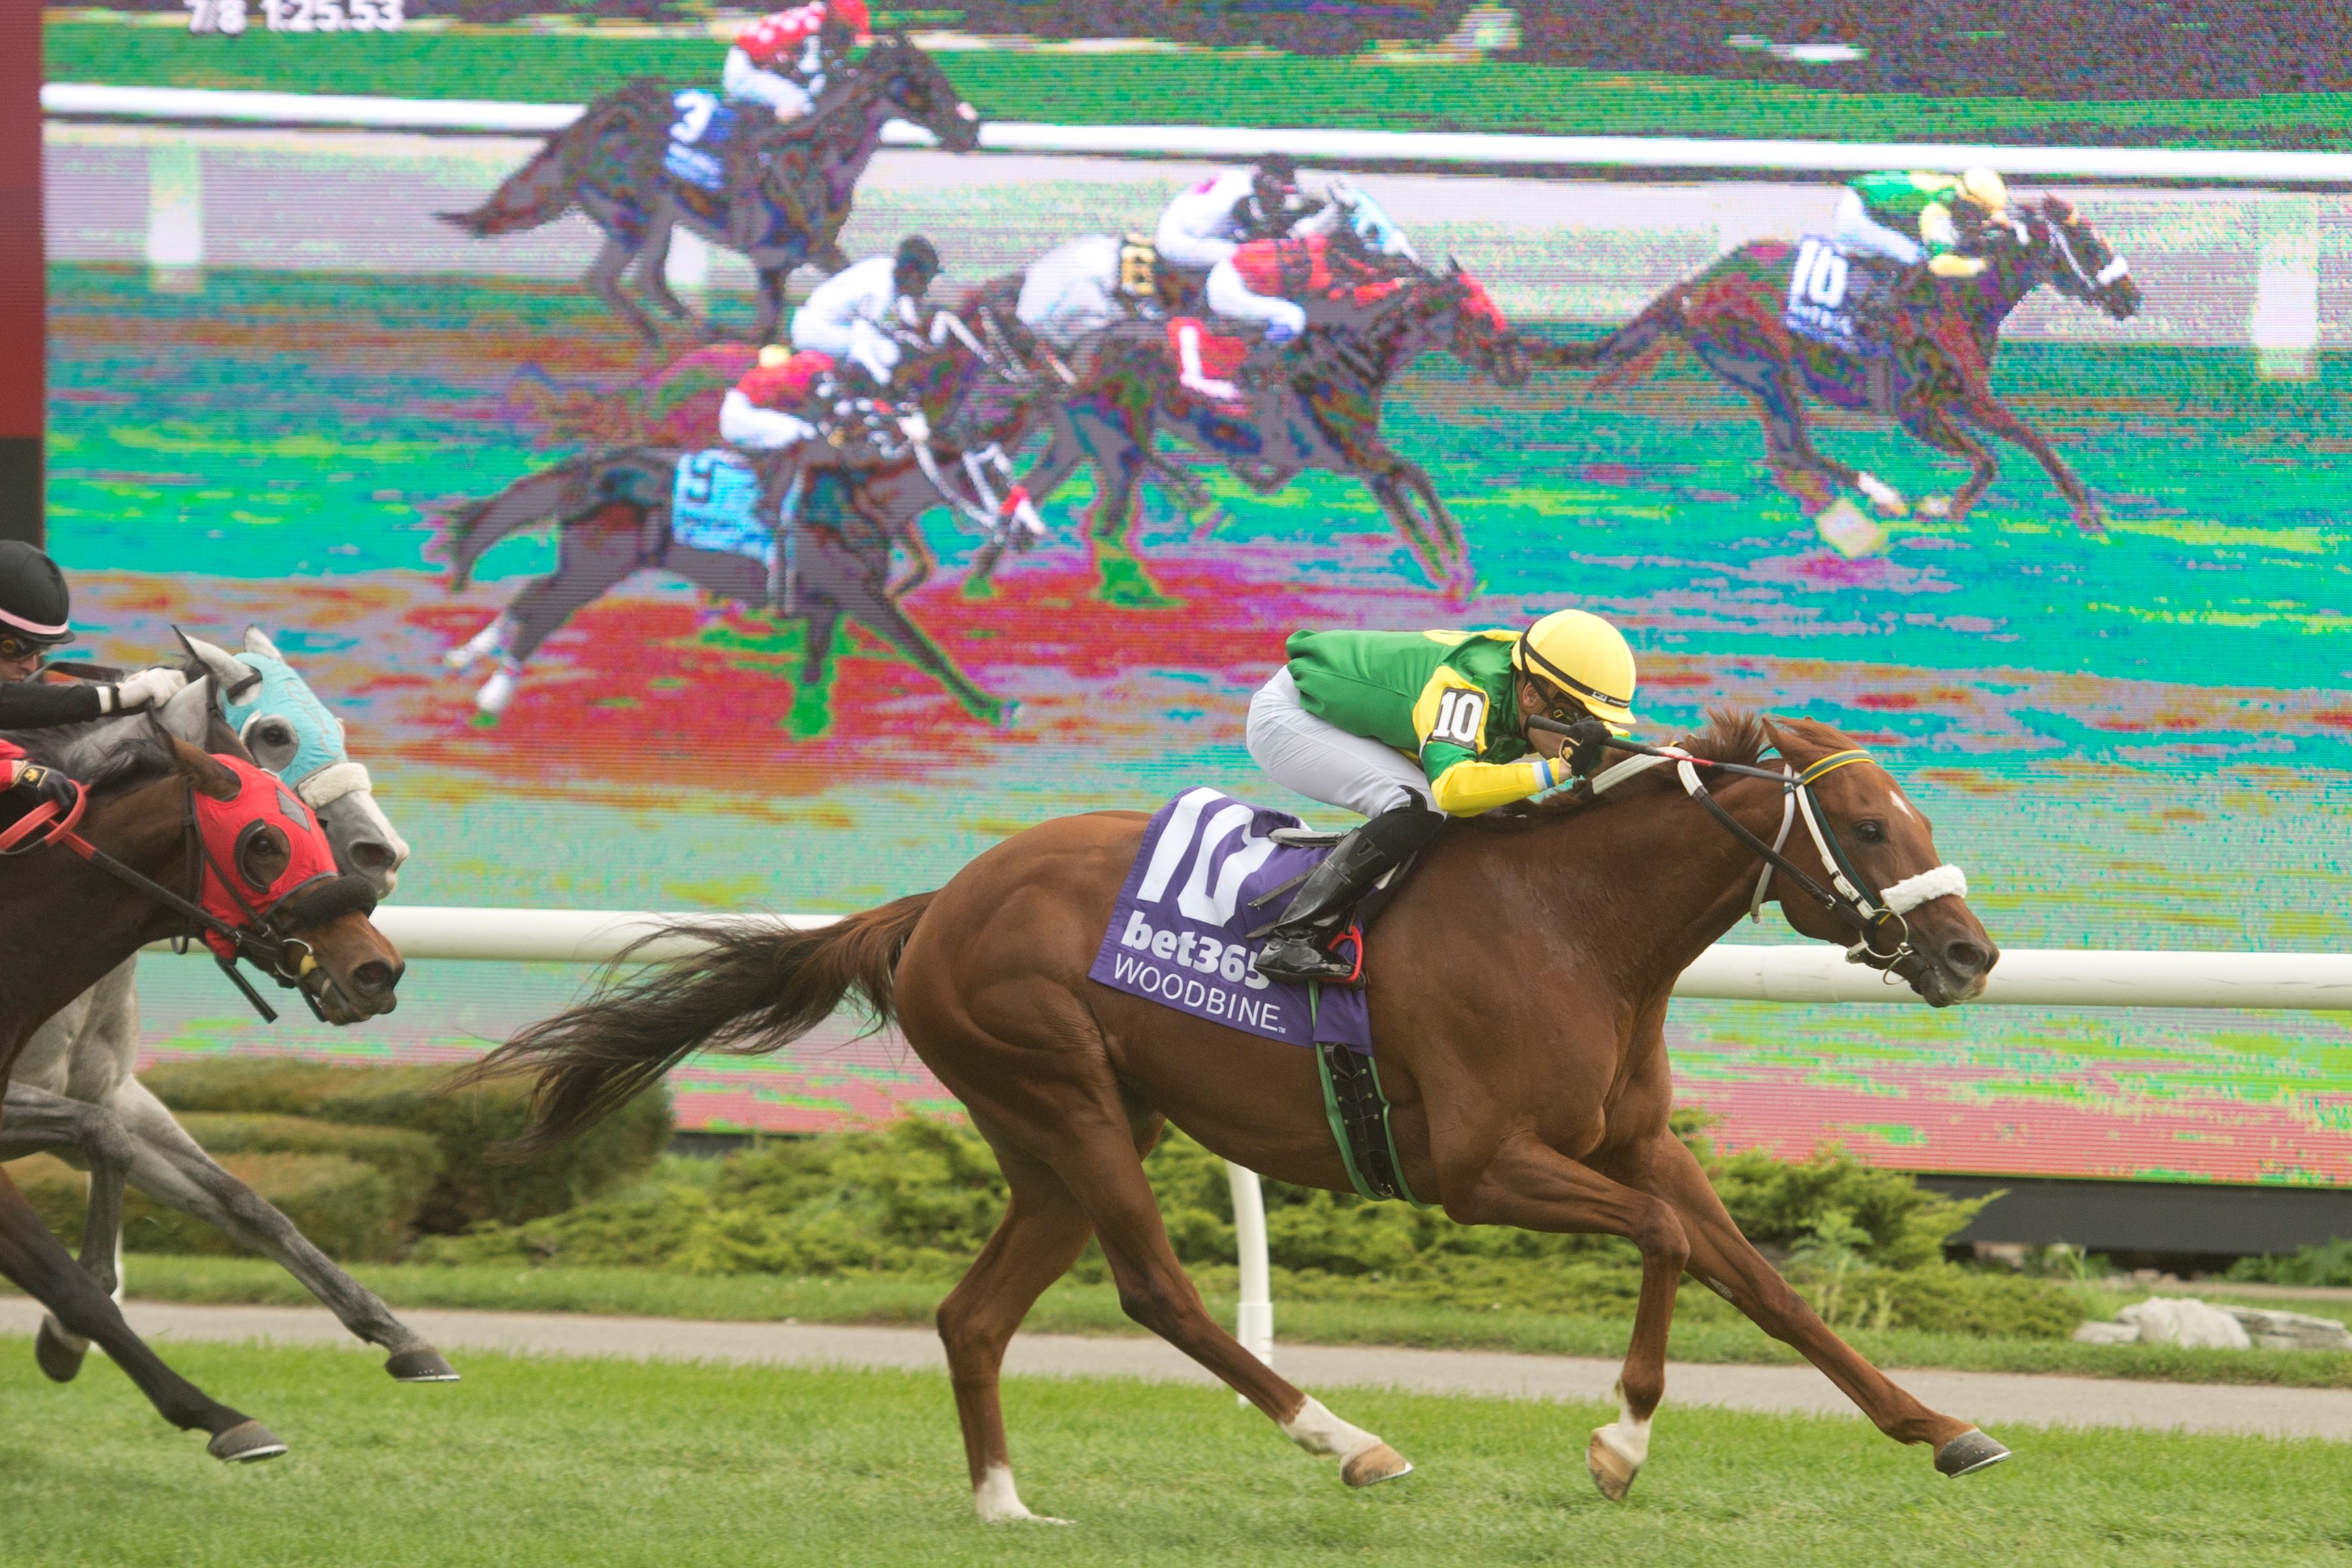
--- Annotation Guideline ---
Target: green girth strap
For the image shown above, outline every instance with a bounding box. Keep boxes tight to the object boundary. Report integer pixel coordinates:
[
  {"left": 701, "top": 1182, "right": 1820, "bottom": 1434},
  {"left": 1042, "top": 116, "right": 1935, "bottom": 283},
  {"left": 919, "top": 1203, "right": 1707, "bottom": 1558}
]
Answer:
[{"left": 1309, "top": 982, "right": 1425, "bottom": 1207}]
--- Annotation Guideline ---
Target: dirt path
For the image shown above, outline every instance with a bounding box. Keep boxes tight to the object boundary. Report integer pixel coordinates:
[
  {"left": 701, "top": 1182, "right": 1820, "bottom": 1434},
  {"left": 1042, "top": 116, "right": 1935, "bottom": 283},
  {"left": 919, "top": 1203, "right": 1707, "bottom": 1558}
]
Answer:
[{"left": 6, "top": 1299, "right": 2348, "bottom": 1440}]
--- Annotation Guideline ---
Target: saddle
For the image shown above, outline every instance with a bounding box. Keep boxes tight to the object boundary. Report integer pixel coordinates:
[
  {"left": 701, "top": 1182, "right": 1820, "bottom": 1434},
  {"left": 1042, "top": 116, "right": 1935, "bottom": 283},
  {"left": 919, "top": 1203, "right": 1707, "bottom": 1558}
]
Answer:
[
  {"left": 1781, "top": 235, "right": 1902, "bottom": 360},
  {"left": 663, "top": 90, "right": 741, "bottom": 194}
]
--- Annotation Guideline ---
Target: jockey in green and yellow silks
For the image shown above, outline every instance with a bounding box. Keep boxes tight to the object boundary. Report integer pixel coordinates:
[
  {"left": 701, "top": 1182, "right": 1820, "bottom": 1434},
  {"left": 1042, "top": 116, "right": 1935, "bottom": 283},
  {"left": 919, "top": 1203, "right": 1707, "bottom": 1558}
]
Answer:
[
  {"left": 1243, "top": 609, "right": 1639, "bottom": 983},
  {"left": 1833, "top": 167, "right": 2010, "bottom": 281}
]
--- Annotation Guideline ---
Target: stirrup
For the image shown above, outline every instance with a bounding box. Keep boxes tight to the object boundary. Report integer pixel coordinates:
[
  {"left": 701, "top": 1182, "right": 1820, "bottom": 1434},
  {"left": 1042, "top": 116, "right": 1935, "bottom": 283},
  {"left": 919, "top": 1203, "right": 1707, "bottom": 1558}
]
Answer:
[{"left": 1252, "top": 924, "right": 1364, "bottom": 987}]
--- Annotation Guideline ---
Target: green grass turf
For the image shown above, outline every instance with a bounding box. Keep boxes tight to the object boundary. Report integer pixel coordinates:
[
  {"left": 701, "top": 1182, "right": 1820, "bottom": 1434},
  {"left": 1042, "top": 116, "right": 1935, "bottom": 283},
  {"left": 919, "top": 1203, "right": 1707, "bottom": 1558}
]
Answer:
[
  {"left": 48, "top": 1256, "right": 2352, "bottom": 1390},
  {"left": 42, "top": 22, "right": 2352, "bottom": 149},
  {"left": 3, "top": 1339, "right": 2348, "bottom": 1568}
]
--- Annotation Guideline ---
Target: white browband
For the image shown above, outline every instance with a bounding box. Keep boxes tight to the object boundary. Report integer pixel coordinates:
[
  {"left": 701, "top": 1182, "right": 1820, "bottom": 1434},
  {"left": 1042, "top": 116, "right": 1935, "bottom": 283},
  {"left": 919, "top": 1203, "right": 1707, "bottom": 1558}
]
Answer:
[{"left": 297, "top": 762, "right": 373, "bottom": 810}]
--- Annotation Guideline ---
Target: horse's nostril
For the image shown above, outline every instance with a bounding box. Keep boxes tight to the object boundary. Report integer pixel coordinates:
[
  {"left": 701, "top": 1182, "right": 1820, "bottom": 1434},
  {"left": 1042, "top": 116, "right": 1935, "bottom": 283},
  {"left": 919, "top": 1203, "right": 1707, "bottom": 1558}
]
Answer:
[
  {"left": 1945, "top": 941, "right": 1991, "bottom": 977},
  {"left": 351, "top": 840, "right": 396, "bottom": 872},
  {"left": 352, "top": 960, "right": 399, "bottom": 997}
]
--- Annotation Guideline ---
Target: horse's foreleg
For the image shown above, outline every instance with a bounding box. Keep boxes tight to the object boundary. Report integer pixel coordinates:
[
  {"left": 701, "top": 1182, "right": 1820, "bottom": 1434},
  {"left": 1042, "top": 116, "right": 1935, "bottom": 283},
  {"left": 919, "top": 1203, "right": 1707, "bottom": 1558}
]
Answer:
[
  {"left": 1954, "top": 385, "right": 2104, "bottom": 535},
  {"left": 749, "top": 267, "right": 792, "bottom": 344},
  {"left": 936, "top": 1137, "right": 1097, "bottom": 1523},
  {"left": 809, "top": 536, "right": 1002, "bottom": 723},
  {"left": 0, "top": 1166, "right": 280, "bottom": 1459},
  {"left": 1363, "top": 453, "right": 1468, "bottom": 596},
  {"left": 635, "top": 214, "right": 698, "bottom": 328},
  {"left": 1620, "top": 1130, "right": 1999, "bottom": 1473},
  {"left": 1899, "top": 402, "right": 1998, "bottom": 521},
  {"left": 1444, "top": 1133, "right": 1688, "bottom": 1501},
  {"left": 104, "top": 1077, "right": 455, "bottom": 1380},
  {"left": 585, "top": 235, "right": 662, "bottom": 347}
]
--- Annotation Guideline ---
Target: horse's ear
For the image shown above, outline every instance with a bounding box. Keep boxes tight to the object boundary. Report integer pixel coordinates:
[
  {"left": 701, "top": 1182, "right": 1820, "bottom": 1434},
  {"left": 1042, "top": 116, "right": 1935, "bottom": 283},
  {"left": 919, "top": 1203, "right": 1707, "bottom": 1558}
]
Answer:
[
  {"left": 175, "top": 627, "right": 262, "bottom": 701},
  {"left": 2040, "top": 193, "right": 2076, "bottom": 224},
  {"left": 164, "top": 732, "right": 242, "bottom": 802},
  {"left": 1446, "top": 253, "right": 1463, "bottom": 276},
  {"left": 155, "top": 678, "right": 214, "bottom": 744},
  {"left": 243, "top": 625, "right": 286, "bottom": 661}
]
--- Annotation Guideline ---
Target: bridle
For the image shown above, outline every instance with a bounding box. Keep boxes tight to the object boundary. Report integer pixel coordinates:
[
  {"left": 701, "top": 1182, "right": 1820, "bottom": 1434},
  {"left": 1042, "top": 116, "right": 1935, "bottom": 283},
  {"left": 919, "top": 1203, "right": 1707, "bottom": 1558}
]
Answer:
[
  {"left": 1535, "top": 721, "right": 1968, "bottom": 981},
  {"left": 0, "top": 776, "right": 375, "bottom": 1023}
]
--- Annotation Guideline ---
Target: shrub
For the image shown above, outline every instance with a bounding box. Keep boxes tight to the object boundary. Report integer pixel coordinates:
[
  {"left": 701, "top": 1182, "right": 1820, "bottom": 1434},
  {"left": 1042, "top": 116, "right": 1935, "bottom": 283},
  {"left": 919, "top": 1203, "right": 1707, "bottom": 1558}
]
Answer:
[
  {"left": 2228, "top": 1238, "right": 2352, "bottom": 1288},
  {"left": 173, "top": 1113, "right": 444, "bottom": 1198},
  {"left": 8, "top": 1150, "right": 407, "bottom": 1262},
  {"left": 140, "top": 1058, "right": 673, "bottom": 1232}
]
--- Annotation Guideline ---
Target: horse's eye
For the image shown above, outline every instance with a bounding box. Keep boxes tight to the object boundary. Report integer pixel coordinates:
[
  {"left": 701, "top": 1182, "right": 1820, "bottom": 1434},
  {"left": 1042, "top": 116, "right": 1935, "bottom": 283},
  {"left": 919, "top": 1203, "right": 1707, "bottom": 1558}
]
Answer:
[
  {"left": 1854, "top": 820, "right": 1886, "bottom": 844},
  {"left": 235, "top": 823, "right": 289, "bottom": 890}
]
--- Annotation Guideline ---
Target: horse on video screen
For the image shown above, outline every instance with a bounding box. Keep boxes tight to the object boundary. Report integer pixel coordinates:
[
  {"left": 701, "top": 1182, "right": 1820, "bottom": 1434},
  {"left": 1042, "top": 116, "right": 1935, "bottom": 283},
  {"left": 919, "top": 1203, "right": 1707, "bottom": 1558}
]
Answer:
[
  {"left": 442, "top": 34, "right": 981, "bottom": 344},
  {"left": 1543, "top": 195, "right": 2139, "bottom": 532}
]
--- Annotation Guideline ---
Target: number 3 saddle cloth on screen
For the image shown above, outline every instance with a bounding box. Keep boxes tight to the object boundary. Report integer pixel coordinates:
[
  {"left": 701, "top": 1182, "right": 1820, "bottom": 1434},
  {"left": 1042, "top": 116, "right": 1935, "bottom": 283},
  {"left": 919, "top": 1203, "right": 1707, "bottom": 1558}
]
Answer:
[{"left": 1088, "top": 789, "right": 1373, "bottom": 1052}]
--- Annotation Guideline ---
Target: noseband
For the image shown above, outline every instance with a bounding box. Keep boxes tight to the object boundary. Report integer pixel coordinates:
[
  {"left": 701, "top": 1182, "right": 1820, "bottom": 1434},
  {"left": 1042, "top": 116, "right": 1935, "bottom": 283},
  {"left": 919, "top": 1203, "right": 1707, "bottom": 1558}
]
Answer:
[
  {"left": 0, "top": 776, "right": 377, "bottom": 1022},
  {"left": 1538, "top": 722, "right": 1968, "bottom": 979}
]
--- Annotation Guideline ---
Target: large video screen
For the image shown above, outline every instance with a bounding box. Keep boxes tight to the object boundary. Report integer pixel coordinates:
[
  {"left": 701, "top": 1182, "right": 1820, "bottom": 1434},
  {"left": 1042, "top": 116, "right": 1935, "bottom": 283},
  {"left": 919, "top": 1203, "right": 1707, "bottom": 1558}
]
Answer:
[{"left": 41, "top": 3, "right": 2352, "bottom": 1184}]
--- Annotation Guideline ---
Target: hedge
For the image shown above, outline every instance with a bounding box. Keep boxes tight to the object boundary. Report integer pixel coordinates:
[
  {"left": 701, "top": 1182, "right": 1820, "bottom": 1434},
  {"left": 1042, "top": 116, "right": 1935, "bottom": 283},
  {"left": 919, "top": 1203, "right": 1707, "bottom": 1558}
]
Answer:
[
  {"left": 140, "top": 1058, "right": 674, "bottom": 1232},
  {"left": 8, "top": 1150, "right": 408, "bottom": 1262},
  {"left": 417, "top": 1115, "right": 2086, "bottom": 1339}
]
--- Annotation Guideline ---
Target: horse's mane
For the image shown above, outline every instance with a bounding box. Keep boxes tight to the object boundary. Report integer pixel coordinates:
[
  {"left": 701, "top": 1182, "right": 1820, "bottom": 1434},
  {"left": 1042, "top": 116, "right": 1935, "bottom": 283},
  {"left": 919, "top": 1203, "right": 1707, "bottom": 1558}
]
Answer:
[
  {"left": 1465, "top": 706, "right": 1776, "bottom": 834},
  {"left": 1, "top": 713, "right": 176, "bottom": 792}
]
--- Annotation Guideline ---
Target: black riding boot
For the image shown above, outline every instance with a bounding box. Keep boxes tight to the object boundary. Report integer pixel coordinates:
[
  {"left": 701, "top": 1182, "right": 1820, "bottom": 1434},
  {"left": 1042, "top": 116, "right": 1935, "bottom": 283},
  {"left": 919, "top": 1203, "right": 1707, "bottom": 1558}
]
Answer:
[{"left": 1250, "top": 802, "right": 1445, "bottom": 985}]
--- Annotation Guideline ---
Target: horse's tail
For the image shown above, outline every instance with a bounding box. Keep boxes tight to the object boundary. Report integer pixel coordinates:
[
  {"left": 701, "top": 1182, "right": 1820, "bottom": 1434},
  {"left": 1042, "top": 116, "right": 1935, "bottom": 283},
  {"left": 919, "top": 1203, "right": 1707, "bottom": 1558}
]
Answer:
[
  {"left": 433, "top": 455, "right": 600, "bottom": 588},
  {"left": 1539, "top": 287, "right": 1688, "bottom": 390},
  {"left": 439, "top": 134, "right": 579, "bottom": 237},
  {"left": 459, "top": 895, "right": 937, "bottom": 1159}
]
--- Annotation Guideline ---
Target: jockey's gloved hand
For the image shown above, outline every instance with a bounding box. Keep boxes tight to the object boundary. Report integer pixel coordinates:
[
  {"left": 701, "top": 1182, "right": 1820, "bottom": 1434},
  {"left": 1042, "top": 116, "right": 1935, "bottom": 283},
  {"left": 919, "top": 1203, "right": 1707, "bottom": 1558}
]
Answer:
[
  {"left": 1927, "top": 253, "right": 1988, "bottom": 280},
  {"left": 7, "top": 760, "right": 76, "bottom": 813},
  {"left": 1558, "top": 716, "right": 1612, "bottom": 779},
  {"left": 103, "top": 666, "right": 189, "bottom": 714}
]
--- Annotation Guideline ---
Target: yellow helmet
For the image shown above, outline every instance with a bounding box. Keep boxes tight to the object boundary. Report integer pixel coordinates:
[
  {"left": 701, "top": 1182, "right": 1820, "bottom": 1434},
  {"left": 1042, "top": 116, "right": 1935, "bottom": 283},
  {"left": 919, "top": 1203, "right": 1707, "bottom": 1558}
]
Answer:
[
  {"left": 1511, "top": 609, "right": 1637, "bottom": 730},
  {"left": 757, "top": 344, "right": 794, "bottom": 369},
  {"left": 1956, "top": 167, "right": 2008, "bottom": 214}
]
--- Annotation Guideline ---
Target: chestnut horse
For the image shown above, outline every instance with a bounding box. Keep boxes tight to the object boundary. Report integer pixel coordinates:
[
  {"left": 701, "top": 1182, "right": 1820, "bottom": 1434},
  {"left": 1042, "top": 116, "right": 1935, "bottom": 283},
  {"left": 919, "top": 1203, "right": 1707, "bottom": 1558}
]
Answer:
[
  {"left": 0, "top": 725, "right": 404, "bottom": 1461},
  {"left": 473, "top": 710, "right": 2008, "bottom": 1518}
]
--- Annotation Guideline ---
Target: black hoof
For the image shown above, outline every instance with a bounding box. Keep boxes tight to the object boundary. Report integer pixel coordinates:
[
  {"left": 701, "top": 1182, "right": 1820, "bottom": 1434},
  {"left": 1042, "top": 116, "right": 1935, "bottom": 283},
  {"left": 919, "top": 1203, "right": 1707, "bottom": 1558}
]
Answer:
[
  {"left": 1935, "top": 1429, "right": 2010, "bottom": 1478},
  {"left": 385, "top": 1348, "right": 461, "bottom": 1383},
  {"left": 207, "top": 1420, "right": 289, "bottom": 1463},
  {"left": 34, "top": 1318, "right": 87, "bottom": 1384}
]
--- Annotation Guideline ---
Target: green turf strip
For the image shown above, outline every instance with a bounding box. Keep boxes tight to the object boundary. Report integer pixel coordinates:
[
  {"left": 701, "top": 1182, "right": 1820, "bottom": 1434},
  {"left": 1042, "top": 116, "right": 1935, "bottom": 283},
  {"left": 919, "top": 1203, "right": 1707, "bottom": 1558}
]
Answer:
[
  {"left": 42, "top": 22, "right": 2352, "bottom": 150},
  {"left": 50, "top": 1255, "right": 2352, "bottom": 1390},
  {"left": 3, "top": 1341, "right": 2346, "bottom": 1567}
]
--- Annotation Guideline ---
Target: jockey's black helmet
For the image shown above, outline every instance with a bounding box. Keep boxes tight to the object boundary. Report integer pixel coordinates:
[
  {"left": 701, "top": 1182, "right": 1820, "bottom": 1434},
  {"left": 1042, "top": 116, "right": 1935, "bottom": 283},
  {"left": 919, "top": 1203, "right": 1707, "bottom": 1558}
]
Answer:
[
  {"left": 0, "top": 541, "right": 74, "bottom": 649},
  {"left": 896, "top": 235, "right": 942, "bottom": 282},
  {"left": 1257, "top": 154, "right": 1299, "bottom": 188}
]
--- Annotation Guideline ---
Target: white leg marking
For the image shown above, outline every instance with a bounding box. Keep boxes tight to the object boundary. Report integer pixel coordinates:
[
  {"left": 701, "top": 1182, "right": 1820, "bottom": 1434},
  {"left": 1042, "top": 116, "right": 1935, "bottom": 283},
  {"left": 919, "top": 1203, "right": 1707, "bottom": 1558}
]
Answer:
[
  {"left": 972, "top": 1463, "right": 1070, "bottom": 1526},
  {"left": 1281, "top": 1396, "right": 1380, "bottom": 1462},
  {"left": 1855, "top": 472, "right": 1908, "bottom": 515},
  {"left": 474, "top": 661, "right": 522, "bottom": 715},
  {"left": 1592, "top": 1385, "right": 1653, "bottom": 1471},
  {"left": 444, "top": 617, "right": 508, "bottom": 672}
]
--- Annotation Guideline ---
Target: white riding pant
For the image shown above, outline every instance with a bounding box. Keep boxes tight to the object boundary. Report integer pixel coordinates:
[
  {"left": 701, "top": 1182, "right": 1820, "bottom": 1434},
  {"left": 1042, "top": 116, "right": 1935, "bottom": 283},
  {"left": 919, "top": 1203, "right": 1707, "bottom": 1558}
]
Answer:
[
  {"left": 721, "top": 48, "right": 816, "bottom": 118},
  {"left": 1246, "top": 668, "right": 1431, "bottom": 819},
  {"left": 1829, "top": 190, "right": 1925, "bottom": 267},
  {"left": 1152, "top": 227, "right": 1239, "bottom": 274},
  {"left": 791, "top": 312, "right": 900, "bottom": 384},
  {"left": 1207, "top": 261, "right": 1307, "bottom": 340},
  {"left": 719, "top": 389, "right": 815, "bottom": 451}
]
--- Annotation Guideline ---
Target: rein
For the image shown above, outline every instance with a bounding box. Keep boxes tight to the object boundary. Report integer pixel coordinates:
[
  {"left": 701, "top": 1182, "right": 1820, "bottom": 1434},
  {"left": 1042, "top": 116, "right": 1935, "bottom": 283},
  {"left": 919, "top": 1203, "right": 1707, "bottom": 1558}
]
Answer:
[
  {"left": 0, "top": 777, "right": 342, "bottom": 1024},
  {"left": 1532, "top": 723, "right": 1967, "bottom": 977}
]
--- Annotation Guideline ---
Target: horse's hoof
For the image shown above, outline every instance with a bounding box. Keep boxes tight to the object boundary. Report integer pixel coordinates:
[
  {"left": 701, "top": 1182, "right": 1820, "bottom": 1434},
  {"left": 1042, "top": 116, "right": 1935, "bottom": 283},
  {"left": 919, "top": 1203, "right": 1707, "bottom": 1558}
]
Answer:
[
  {"left": 1916, "top": 495, "right": 1953, "bottom": 520},
  {"left": 385, "top": 1348, "right": 461, "bottom": 1383},
  {"left": 1341, "top": 1443, "right": 1413, "bottom": 1488},
  {"left": 207, "top": 1420, "right": 289, "bottom": 1464},
  {"left": 34, "top": 1318, "right": 86, "bottom": 1384},
  {"left": 1586, "top": 1430, "right": 1641, "bottom": 1501},
  {"left": 1935, "top": 1429, "right": 2010, "bottom": 1478}
]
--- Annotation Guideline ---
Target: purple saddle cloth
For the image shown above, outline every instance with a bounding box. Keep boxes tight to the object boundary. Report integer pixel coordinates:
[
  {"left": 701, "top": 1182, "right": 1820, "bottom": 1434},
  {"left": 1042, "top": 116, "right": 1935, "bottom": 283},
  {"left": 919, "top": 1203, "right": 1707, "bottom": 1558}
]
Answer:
[{"left": 1087, "top": 788, "right": 1371, "bottom": 1051}]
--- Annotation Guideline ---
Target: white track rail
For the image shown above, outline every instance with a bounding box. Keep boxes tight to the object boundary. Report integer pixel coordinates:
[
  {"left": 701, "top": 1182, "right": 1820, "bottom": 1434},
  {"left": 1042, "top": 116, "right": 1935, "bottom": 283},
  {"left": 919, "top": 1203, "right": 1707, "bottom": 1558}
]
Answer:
[{"left": 44, "top": 82, "right": 2352, "bottom": 185}]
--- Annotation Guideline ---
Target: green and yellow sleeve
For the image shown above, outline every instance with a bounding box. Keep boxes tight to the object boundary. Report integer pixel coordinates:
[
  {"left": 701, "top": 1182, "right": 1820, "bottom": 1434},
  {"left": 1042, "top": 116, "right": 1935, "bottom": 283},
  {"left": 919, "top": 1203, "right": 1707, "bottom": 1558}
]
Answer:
[{"left": 1409, "top": 665, "right": 1567, "bottom": 816}]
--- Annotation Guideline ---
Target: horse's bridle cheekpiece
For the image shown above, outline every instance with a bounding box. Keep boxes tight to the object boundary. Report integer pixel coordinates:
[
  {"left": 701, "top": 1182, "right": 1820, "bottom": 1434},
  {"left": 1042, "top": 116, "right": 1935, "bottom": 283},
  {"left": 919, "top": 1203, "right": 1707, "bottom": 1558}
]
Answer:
[
  {"left": 1535, "top": 721, "right": 1967, "bottom": 981},
  {"left": 0, "top": 753, "right": 378, "bottom": 1022}
]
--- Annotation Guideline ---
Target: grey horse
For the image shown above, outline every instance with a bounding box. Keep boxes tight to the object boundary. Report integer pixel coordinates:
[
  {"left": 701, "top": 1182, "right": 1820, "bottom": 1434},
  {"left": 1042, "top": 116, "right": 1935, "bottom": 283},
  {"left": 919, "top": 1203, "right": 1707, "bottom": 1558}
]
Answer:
[{"left": 5, "top": 632, "right": 455, "bottom": 1385}]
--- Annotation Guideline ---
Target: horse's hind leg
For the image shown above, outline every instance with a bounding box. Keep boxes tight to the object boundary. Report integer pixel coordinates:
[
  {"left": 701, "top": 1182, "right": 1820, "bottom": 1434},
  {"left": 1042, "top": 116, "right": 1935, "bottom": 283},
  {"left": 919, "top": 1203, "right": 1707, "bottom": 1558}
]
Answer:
[
  {"left": 586, "top": 235, "right": 662, "bottom": 346},
  {"left": 936, "top": 1136, "right": 1096, "bottom": 1524},
  {"left": 476, "top": 505, "right": 647, "bottom": 715},
  {"left": 1619, "top": 1129, "right": 1999, "bottom": 1477},
  {"left": 0, "top": 1166, "right": 282, "bottom": 1460},
  {"left": 0, "top": 1084, "right": 139, "bottom": 1383}
]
